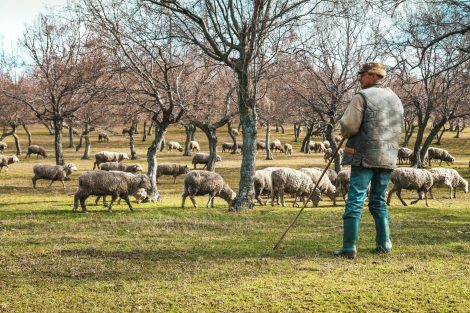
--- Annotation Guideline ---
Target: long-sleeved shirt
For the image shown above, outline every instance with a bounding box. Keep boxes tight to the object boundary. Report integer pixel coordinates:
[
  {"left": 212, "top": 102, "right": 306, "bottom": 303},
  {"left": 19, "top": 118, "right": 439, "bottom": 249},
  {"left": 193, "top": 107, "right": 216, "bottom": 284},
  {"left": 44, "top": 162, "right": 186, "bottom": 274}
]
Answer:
[{"left": 339, "top": 94, "right": 365, "bottom": 139}]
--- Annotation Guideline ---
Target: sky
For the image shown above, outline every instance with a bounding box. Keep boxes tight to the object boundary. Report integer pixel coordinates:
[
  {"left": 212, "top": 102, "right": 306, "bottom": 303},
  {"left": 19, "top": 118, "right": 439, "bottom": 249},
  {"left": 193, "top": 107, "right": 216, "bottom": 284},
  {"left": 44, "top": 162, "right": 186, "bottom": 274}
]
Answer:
[{"left": 0, "top": 0, "right": 67, "bottom": 52}]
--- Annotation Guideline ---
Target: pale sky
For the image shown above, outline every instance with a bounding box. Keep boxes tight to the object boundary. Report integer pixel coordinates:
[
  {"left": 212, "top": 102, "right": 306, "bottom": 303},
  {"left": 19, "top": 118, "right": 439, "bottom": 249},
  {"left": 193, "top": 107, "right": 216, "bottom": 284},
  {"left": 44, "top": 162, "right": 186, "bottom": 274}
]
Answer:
[{"left": 0, "top": 0, "right": 67, "bottom": 52}]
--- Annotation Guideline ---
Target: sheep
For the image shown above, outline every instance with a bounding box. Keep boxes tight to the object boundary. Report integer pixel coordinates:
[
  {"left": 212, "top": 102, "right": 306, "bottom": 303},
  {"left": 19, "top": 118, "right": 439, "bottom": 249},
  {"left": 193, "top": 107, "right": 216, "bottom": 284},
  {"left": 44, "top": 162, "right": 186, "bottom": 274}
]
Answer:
[
  {"left": 386, "top": 168, "right": 434, "bottom": 207},
  {"left": 95, "top": 188, "right": 149, "bottom": 208},
  {"left": 284, "top": 143, "right": 293, "bottom": 155},
  {"left": 336, "top": 169, "right": 351, "bottom": 200},
  {"left": 271, "top": 168, "right": 322, "bottom": 208},
  {"left": 427, "top": 147, "right": 455, "bottom": 166},
  {"left": 93, "top": 151, "right": 129, "bottom": 170},
  {"left": 300, "top": 168, "right": 337, "bottom": 205},
  {"left": 181, "top": 170, "right": 236, "bottom": 208},
  {"left": 100, "top": 162, "right": 143, "bottom": 174},
  {"left": 122, "top": 127, "right": 131, "bottom": 136},
  {"left": 397, "top": 147, "right": 413, "bottom": 164},
  {"left": 156, "top": 163, "right": 190, "bottom": 183},
  {"left": 26, "top": 145, "right": 48, "bottom": 159},
  {"left": 334, "top": 135, "right": 343, "bottom": 143},
  {"left": 323, "top": 140, "right": 331, "bottom": 149},
  {"left": 32, "top": 163, "right": 78, "bottom": 188},
  {"left": 0, "top": 141, "right": 7, "bottom": 152},
  {"left": 270, "top": 139, "right": 284, "bottom": 153},
  {"left": 98, "top": 132, "right": 109, "bottom": 142},
  {"left": 256, "top": 141, "right": 266, "bottom": 151},
  {"left": 191, "top": 153, "right": 222, "bottom": 169},
  {"left": 73, "top": 171, "right": 151, "bottom": 212},
  {"left": 189, "top": 140, "right": 200, "bottom": 152},
  {"left": 167, "top": 141, "right": 184, "bottom": 152},
  {"left": 313, "top": 141, "right": 326, "bottom": 153},
  {"left": 0, "top": 155, "right": 19, "bottom": 173},
  {"left": 221, "top": 142, "right": 234, "bottom": 152},
  {"left": 254, "top": 167, "right": 286, "bottom": 206},
  {"left": 324, "top": 147, "right": 343, "bottom": 162},
  {"left": 313, "top": 167, "right": 338, "bottom": 186},
  {"left": 428, "top": 168, "right": 468, "bottom": 199},
  {"left": 230, "top": 128, "right": 239, "bottom": 136}
]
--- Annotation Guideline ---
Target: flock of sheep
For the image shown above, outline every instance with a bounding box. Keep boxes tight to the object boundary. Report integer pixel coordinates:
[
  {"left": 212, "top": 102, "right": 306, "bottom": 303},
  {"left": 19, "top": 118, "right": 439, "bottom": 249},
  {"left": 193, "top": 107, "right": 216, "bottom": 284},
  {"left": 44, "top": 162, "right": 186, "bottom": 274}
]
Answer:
[{"left": 0, "top": 130, "right": 469, "bottom": 212}]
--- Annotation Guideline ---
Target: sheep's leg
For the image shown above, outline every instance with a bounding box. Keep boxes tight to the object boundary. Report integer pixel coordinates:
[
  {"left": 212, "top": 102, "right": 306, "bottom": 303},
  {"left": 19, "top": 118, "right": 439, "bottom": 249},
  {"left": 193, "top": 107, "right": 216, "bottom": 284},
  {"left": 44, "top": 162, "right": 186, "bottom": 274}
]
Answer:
[
  {"left": 255, "top": 188, "right": 265, "bottom": 206},
  {"left": 108, "top": 194, "right": 118, "bottom": 212},
  {"left": 190, "top": 196, "right": 197, "bottom": 208},
  {"left": 439, "top": 159, "right": 443, "bottom": 166},
  {"left": 386, "top": 186, "right": 398, "bottom": 206},
  {"left": 193, "top": 164, "right": 197, "bottom": 169},
  {"left": 73, "top": 194, "right": 80, "bottom": 211},
  {"left": 271, "top": 190, "right": 276, "bottom": 207},
  {"left": 410, "top": 189, "right": 423, "bottom": 205},
  {"left": 32, "top": 177, "right": 38, "bottom": 189},
  {"left": 181, "top": 192, "right": 188, "bottom": 208},
  {"left": 79, "top": 196, "right": 88, "bottom": 212},
  {"left": 206, "top": 195, "right": 213, "bottom": 208},
  {"left": 173, "top": 175, "right": 177, "bottom": 184},
  {"left": 95, "top": 196, "right": 101, "bottom": 206},
  {"left": 280, "top": 191, "right": 286, "bottom": 207},
  {"left": 396, "top": 189, "right": 408, "bottom": 206},
  {"left": 122, "top": 195, "right": 133, "bottom": 211},
  {"left": 211, "top": 196, "right": 215, "bottom": 208},
  {"left": 292, "top": 194, "right": 299, "bottom": 207},
  {"left": 424, "top": 190, "right": 430, "bottom": 207},
  {"left": 429, "top": 188, "right": 435, "bottom": 199}
]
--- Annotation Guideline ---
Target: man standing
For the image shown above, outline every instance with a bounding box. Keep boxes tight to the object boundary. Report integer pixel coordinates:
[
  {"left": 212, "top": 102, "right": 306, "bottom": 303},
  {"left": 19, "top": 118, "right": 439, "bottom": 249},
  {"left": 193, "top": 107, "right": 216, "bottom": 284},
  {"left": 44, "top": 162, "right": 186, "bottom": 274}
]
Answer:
[{"left": 333, "top": 62, "right": 403, "bottom": 259}]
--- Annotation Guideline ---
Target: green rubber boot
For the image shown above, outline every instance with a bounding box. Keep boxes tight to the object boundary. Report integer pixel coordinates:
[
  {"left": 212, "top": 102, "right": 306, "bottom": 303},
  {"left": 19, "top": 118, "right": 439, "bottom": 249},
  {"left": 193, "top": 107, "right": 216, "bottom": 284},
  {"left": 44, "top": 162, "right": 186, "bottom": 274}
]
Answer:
[
  {"left": 333, "top": 219, "right": 360, "bottom": 259},
  {"left": 375, "top": 217, "right": 392, "bottom": 253}
]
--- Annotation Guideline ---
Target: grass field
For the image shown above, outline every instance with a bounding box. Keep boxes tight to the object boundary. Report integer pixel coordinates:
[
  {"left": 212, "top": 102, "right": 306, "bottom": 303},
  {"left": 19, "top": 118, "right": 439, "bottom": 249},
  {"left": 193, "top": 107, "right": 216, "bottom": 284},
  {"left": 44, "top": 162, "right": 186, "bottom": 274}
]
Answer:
[{"left": 1, "top": 125, "right": 469, "bottom": 312}]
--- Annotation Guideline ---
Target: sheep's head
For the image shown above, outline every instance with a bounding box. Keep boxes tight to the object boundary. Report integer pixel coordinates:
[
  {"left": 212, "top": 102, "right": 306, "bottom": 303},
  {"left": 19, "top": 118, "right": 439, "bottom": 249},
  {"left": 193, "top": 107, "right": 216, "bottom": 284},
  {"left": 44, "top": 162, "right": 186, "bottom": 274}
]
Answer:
[
  {"left": 133, "top": 188, "right": 148, "bottom": 203},
  {"left": 64, "top": 163, "right": 78, "bottom": 174},
  {"left": 177, "top": 147, "right": 183, "bottom": 152},
  {"left": 137, "top": 174, "right": 152, "bottom": 191},
  {"left": 180, "top": 165, "right": 189, "bottom": 174},
  {"left": 221, "top": 185, "right": 236, "bottom": 205},
  {"left": 461, "top": 179, "right": 468, "bottom": 193},
  {"left": 309, "top": 188, "right": 322, "bottom": 207},
  {"left": 128, "top": 164, "right": 143, "bottom": 173},
  {"left": 11, "top": 156, "right": 19, "bottom": 163},
  {"left": 43, "top": 151, "right": 48, "bottom": 157},
  {"left": 122, "top": 153, "right": 130, "bottom": 160},
  {"left": 216, "top": 155, "right": 222, "bottom": 162}
]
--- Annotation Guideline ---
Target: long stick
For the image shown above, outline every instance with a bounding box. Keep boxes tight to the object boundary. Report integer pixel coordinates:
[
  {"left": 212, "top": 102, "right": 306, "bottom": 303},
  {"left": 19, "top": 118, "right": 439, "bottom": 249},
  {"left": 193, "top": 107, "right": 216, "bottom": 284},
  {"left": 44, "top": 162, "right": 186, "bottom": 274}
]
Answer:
[{"left": 273, "top": 137, "right": 346, "bottom": 250}]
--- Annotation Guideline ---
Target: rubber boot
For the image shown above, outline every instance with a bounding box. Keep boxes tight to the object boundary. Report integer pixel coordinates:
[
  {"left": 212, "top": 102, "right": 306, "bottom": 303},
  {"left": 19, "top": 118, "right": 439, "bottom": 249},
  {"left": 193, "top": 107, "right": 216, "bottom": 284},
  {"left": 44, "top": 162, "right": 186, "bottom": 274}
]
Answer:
[
  {"left": 333, "top": 219, "right": 360, "bottom": 259},
  {"left": 375, "top": 217, "right": 392, "bottom": 253}
]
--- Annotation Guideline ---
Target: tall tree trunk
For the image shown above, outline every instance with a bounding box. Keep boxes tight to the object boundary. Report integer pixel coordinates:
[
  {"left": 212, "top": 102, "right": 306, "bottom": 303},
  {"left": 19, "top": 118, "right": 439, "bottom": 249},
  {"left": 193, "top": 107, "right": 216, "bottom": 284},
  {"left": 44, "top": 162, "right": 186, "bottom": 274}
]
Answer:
[
  {"left": 435, "top": 125, "right": 447, "bottom": 145},
  {"left": 280, "top": 124, "right": 285, "bottom": 134},
  {"left": 403, "top": 121, "right": 415, "bottom": 147},
  {"left": 142, "top": 121, "right": 148, "bottom": 142},
  {"left": 42, "top": 121, "right": 55, "bottom": 135},
  {"left": 231, "top": 69, "right": 257, "bottom": 211},
  {"left": 22, "top": 124, "right": 32, "bottom": 146},
  {"left": 183, "top": 124, "right": 193, "bottom": 156},
  {"left": 147, "top": 123, "right": 168, "bottom": 202},
  {"left": 148, "top": 121, "right": 154, "bottom": 135},
  {"left": 204, "top": 129, "right": 218, "bottom": 172},
  {"left": 265, "top": 120, "right": 273, "bottom": 160},
  {"left": 81, "top": 124, "right": 91, "bottom": 160},
  {"left": 53, "top": 117, "right": 64, "bottom": 165},
  {"left": 129, "top": 126, "right": 137, "bottom": 160},
  {"left": 301, "top": 124, "right": 313, "bottom": 153},
  {"left": 454, "top": 125, "right": 461, "bottom": 138},
  {"left": 68, "top": 126, "right": 75, "bottom": 148},
  {"left": 12, "top": 125, "right": 21, "bottom": 156},
  {"left": 293, "top": 124, "right": 301, "bottom": 142},
  {"left": 190, "top": 126, "right": 196, "bottom": 141},
  {"left": 159, "top": 133, "right": 166, "bottom": 152},
  {"left": 227, "top": 120, "right": 238, "bottom": 154}
]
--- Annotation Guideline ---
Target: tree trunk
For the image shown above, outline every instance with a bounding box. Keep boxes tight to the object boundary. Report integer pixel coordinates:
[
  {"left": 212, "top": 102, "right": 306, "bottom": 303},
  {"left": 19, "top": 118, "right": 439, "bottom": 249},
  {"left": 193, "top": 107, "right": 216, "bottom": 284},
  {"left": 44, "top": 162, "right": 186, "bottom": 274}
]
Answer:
[
  {"left": 204, "top": 129, "right": 218, "bottom": 172},
  {"left": 42, "top": 121, "right": 55, "bottom": 135},
  {"left": 148, "top": 121, "right": 154, "bottom": 135},
  {"left": 129, "top": 126, "right": 137, "bottom": 160},
  {"left": 133, "top": 121, "right": 139, "bottom": 134},
  {"left": 280, "top": 124, "right": 285, "bottom": 134},
  {"left": 402, "top": 121, "right": 415, "bottom": 147},
  {"left": 231, "top": 69, "right": 257, "bottom": 211},
  {"left": 301, "top": 124, "right": 313, "bottom": 153},
  {"left": 147, "top": 123, "right": 167, "bottom": 202},
  {"left": 265, "top": 121, "right": 273, "bottom": 160},
  {"left": 12, "top": 125, "right": 21, "bottom": 156},
  {"left": 53, "top": 117, "right": 64, "bottom": 165},
  {"left": 227, "top": 120, "right": 238, "bottom": 154},
  {"left": 293, "top": 124, "right": 301, "bottom": 142},
  {"left": 22, "top": 124, "right": 32, "bottom": 146},
  {"left": 142, "top": 121, "right": 148, "bottom": 142},
  {"left": 68, "top": 126, "right": 75, "bottom": 148},
  {"left": 183, "top": 124, "right": 194, "bottom": 156},
  {"left": 190, "top": 126, "right": 196, "bottom": 141},
  {"left": 81, "top": 124, "right": 91, "bottom": 160},
  {"left": 159, "top": 133, "right": 166, "bottom": 152},
  {"left": 454, "top": 125, "right": 461, "bottom": 138},
  {"left": 435, "top": 125, "right": 447, "bottom": 145}
]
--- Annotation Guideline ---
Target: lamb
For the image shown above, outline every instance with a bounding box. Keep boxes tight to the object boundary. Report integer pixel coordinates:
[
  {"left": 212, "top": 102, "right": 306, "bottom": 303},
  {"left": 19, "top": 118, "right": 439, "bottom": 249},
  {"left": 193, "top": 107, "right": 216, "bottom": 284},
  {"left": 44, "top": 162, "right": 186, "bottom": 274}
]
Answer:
[
  {"left": 191, "top": 153, "right": 222, "bottom": 169},
  {"left": 387, "top": 167, "right": 434, "bottom": 207},
  {"left": 93, "top": 151, "right": 129, "bottom": 170},
  {"left": 156, "top": 163, "right": 190, "bottom": 183},
  {"left": 397, "top": 147, "right": 413, "bottom": 164},
  {"left": 32, "top": 163, "right": 78, "bottom": 188},
  {"left": 270, "top": 139, "right": 284, "bottom": 153},
  {"left": 0, "top": 155, "right": 19, "bottom": 173},
  {"left": 26, "top": 145, "right": 48, "bottom": 159},
  {"left": 189, "top": 140, "right": 200, "bottom": 152},
  {"left": 73, "top": 171, "right": 151, "bottom": 212},
  {"left": 300, "top": 168, "right": 337, "bottom": 205},
  {"left": 221, "top": 142, "right": 234, "bottom": 152},
  {"left": 427, "top": 147, "right": 455, "bottom": 166},
  {"left": 0, "top": 141, "right": 7, "bottom": 152},
  {"left": 181, "top": 170, "right": 236, "bottom": 208},
  {"left": 271, "top": 168, "right": 322, "bottom": 208},
  {"left": 100, "top": 162, "right": 143, "bottom": 174},
  {"left": 428, "top": 168, "right": 468, "bottom": 199},
  {"left": 256, "top": 141, "right": 266, "bottom": 151},
  {"left": 98, "top": 132, "right": 109, "bottom": 142},
  {"left": 167, "top": 141, "right": 184, "bottom": 152},
  {"left": 284, "top": 143, "right": 293, "bottom": 155}
]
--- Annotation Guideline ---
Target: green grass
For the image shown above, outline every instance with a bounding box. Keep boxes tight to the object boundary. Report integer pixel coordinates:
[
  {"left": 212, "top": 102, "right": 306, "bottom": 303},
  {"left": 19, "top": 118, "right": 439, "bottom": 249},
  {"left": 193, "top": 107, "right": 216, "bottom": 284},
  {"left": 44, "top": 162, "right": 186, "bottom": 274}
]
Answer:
[{"left": 0, "top": 125, "right": 469, "bottom": 312}]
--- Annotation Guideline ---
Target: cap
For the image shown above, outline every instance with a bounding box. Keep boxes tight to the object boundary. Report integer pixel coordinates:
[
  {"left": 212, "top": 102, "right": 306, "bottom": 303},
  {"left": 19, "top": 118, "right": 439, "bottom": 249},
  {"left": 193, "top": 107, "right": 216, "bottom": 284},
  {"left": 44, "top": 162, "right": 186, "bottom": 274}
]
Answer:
[{"left": 358, "top": 62, "right": 387, "bottom": 78}]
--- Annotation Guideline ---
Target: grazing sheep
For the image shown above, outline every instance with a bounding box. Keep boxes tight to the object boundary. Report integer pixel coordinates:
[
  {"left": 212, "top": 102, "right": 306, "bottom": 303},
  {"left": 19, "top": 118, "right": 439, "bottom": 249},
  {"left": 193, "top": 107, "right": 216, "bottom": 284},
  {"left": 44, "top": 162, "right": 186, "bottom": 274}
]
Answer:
[
  {"left": 189, "top": 140, "right": 200, "bottom": 152},
  {"left": 95, "top": 188, "right": 149, "bottom": 208},
  {"left": 336, "top": 169, "right": 351, "bottom": 200},
  {"left": 397, "top": 147, "right": 413, "bottom": 164},
  {"left": 323, "top": 140, "right": 331, "bottom": 149},
  {"left": 32, "top": 163, "right": 78, "bottom": 188},
  {"left": 334, "top": 135, "right": 343, "bottom": 143},
  {"left": 122, "top": 127, "right": 131, "bottom": 136},
  {"left": 313, "top": 167, "right": 338, "bottom": 187},
  {"left": 271, "top": 168, "right": 322, "bottom": 208},
  {"left": 313, "top": 141, "right": 326, "bottom": 153},
  {"left": 26, "top": 145, "right": 48, "bottom": 159},
  {"left": 324, "top": 147, "right": 343, "bottom": 162},
  {"left": 387, "top": 168, "right": 434, "bottom": 207},
  {"left": 73, "top": 171, "right": 151, "bottom": 212},
  {"left": 191, "top": 153, "right": 222, "bottom": 169},
  {"left": 181, "top": 170, "right": 236, "bottom": 208},
  {"left": 167, "top": 141, "right": 184, "bottom": 152},
  {"left": 428, "top": 168, "right": 468, "bottom": 199},
  {"left": 0, "top": 155, "right": 19, "bottom": 173},
  {"left": 230, "top": 128, "right": 239, "bottom": 136},
  {"left": 256, "top": 141, "right": 266, "bottom": 151},
  {"left": 221, "top": 142, "right": 234, "bottom": 152},
  {"left": 100, "top": 162, "right": 143, "bottom": 174},
  {"left": 427, "top": 147, "right": 455, "bottom": 166},
  {"left": 284, "top": 143, "right": 293, "bottom": 155},
  {"left": 156, "top": 163, "right": 190, "bottom": 183},
  {"left": 300, "top": 168, "right": 337, "bottom": 205},
  {"left": 98, "top": 132, "right": 109, "bottom": 142},
  {"left": 93, "top": 151, "right": 129, "bottom": 170},
  {"left": 0, "top": 141, "right": 7, "bottom": 152},
  {"left": 253, "top": 167, "right": 287, "bottom": 206},
  {"left": 270, "top": 139, "right": 284, "bottom": 153}
]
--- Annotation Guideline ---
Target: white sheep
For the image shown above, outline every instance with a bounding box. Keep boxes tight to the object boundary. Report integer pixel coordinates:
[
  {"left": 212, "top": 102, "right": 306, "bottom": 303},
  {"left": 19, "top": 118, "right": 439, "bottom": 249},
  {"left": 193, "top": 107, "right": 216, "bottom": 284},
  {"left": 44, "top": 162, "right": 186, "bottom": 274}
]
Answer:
[
  {"left": 73, "top": 171, "right": 151, "bottom": 212},
  {"left": 167, "top": 141, "right": 184, "bottom": 152},
  {"left": 284, "top": 143, "right": 293, "bottom": 155},
  {"left": 98, "top": 132, "right": 109, "bottom": 142},
  {"left": 253, "top": 167, "right": 287, "bottom": 206},
  {"left": 397, "top": 147, "right": 413, "bottom": 165},
  {"left": 32, "top": 163, "right": 78, "bottom": 188},
  {"left": 270, "top": 139, "right": 284, "bottom": 153},
  {"left": 0, "top": 155, "right": 19, "bottom": 173},
  {"left": 181, "top": 170, "right": 236, "bottom": 208},
  {"left": 387, "top": 168, "right": 434, "bottom": 207},
  {"left": 428, "top": 168, "right": 468, "bottom": 199},
  {"left": 191, "top": 153, "right": 221, "bottom": 169},
  {"left": 189, "top": 140, "right": 200, "bottom": 152},
  {"left": 323, "top": 140, "right": 331, "bottom": 149},
  {"left": 271, "top": 168, "right": 322, "bottom": 208},
  {"left": 427, "top": 147, "right": 455, "bottom": 166},
  {"left": 26, "top": 145, "right": 48, "bottom": 159},
  {"left": 324, "top": 147, "right": 343, "bottom": 162},
  {"left": 0, "top": 141, "right": 7, "bottom": 152},
  {"left": 100, "top": 162, "right": 143, "bottom": 173},
  {"left": 221, "top": 142, "right": 234, "bottom": 152},
  {"left": 336, "top": 169, "right": 351, "bottom": 200},
  {"left": 256, "top": 141, "right": 266, "bottom": 151},
  {"left": 300, "top": 168, "right": 337, "bottom": 205},
  {"left": 93, "top": 151, "right": 129, "bottom": 170},
  {"left": 157, "top": 163, "right": 189, "bottom": 183}
]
